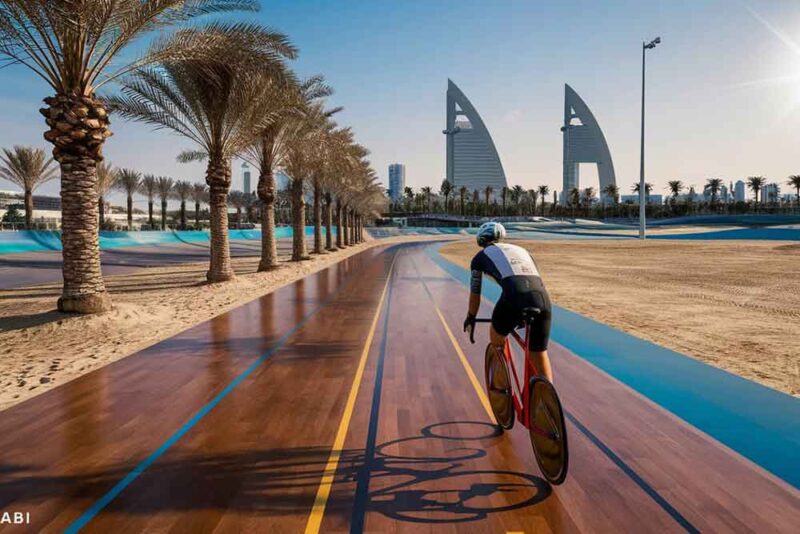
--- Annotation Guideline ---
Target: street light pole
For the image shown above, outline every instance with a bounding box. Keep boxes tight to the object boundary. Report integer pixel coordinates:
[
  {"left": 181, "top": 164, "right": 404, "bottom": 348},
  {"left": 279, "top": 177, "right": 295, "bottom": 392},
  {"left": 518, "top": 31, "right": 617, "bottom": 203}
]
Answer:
[{"left": 639, "top": 36, "right": 660, "bottom": 239}]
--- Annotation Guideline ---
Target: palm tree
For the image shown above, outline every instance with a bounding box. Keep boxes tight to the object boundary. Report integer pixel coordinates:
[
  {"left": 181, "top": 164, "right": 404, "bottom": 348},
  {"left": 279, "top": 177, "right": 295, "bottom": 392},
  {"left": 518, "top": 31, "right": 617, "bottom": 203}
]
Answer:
[
  {"left": 283, "top": 106, "right": 337, "bottom": 260},
  {"left": 787, "top": 175, "right": 800, "bottom": 209},
  {"left": 501, "top": 186, "right": 510, "bottom": 215},
  {"left": 527, "top": 189, "right": 538, "bottom": 216},
  {"left": 243, "top": 75, "right": 330, "bottom": 269},
  {"left": 114, "top": 169, "right": 141, "bottom": 231},
  {"left": 440, "top": 179, "right": 453, "bottom": 214},
  {"left": 156, "top": 177, "right": 174, "bottom": 231},
  {"left": 0, "top": 146, "right": 57, "bottom": 229},
  {"left": 582, "top": 187, "right": 596, "bottom": 217},
  {"left": 484, "top": 186, "right": 493, "bottom": 216},
  {"left": 421, "top": 186, "right": 433, "bottom": 213},
  {"left": 601, "top": 184, "right": 619, "bottom": 217},
  {"left": 228, "top": 190, "right": 247, "bottom": 227},
  {"left": 511, "top": 185, "right": 525, "bottom": 215},
  {"left": 96, "top": 162, "right": 118, "bottom": 228},
  {"left": 458, "top": 186, "right": 468, "bottom": 216},
  {"left": 568, "top": 188, "right": 580, "bottom": 218},
  {"left": 310, "top": 126, "right": 351, "bottom": 255},
  {"left": 0, "top": 0, "right": 263, "bottom": 313},
  {"left": 705, "top": 178, "right": 723, "bottom": 210},
  {"left": 472, "top": 189, "right": 480, "bottom": 215},
  {"left": 139, "top": 175, "right": 158, "bottom": 229},
  {"left": 747, "top": 176, "right": 766, "bottom": 211},
  {"left": 109, "top": 27, "right": 296, "bottom": 281},
  {"left": 632, "top": 182, "right": 653, "bottom": 204},
  {"left": 666, "top": 180, "right": 683, "bottom": 208},
  {"left": 404, "top": 186, "right": 414, "bottom": 213},
  {"left": 173, "top": 181, "right": 194, "bottom": 230},
  {"left": 190, "top": 183, "right": 208, "bottom": 229},
  {"left": 537, "top": 185, "right": 550, "bottom": 216}
]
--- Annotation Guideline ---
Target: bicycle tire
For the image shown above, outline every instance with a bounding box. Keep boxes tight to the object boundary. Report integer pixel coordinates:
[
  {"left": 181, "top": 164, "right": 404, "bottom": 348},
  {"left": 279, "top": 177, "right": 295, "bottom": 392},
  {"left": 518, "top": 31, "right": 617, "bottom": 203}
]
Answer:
[
  {"left": 528, "top": 377, "right": 568, "bottom": 485},
  {"left": 484, "top": 344, "right": 514, "bottom": 430}
]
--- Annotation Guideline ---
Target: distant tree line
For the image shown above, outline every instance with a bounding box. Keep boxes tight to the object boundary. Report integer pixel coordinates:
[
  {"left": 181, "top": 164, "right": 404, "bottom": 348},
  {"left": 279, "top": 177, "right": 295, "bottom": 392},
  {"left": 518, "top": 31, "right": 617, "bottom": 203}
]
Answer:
[{"left": 386, "top": 176, "right": 800, "bottom": 219}]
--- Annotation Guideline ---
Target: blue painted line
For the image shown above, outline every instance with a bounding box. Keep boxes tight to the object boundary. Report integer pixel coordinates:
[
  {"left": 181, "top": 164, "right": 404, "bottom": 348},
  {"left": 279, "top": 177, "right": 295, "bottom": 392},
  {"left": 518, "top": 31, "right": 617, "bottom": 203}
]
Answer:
[
  {"left": 349, "top": 256, "right": 395, "bottom": 533},
  {"left": 65, "top": 250, "right": 392, "bottom": 533},
  {"left": 565, "top": 413, "right": 699, "bottom": 533},
  {"left": 426, "top": 243, "right": 800, "bottom": 489}
]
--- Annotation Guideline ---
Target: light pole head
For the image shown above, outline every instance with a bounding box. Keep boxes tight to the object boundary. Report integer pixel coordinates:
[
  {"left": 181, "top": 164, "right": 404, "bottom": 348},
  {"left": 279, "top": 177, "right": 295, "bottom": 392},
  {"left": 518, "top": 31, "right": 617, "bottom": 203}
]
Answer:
[{"left": 644, "top": 36, "right": 661, "bottom": 49}]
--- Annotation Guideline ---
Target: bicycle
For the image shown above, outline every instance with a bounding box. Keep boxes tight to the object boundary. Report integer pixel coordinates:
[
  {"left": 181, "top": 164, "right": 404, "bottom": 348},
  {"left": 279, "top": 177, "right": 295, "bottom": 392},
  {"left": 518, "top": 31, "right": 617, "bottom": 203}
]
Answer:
[{"left": 470, "top": 307, "right": 569, "bottom": 485}]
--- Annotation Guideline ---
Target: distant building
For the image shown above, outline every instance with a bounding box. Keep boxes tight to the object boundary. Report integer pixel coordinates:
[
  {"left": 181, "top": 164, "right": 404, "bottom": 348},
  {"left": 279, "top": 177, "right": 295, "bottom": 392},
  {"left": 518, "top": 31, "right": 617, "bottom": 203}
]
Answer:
[
  {"left": 0, "top": 190, "right": 61, "bottom": 210},
  {"left": 241, "top": 162, "right": 252, "bottom": 195},
  {"left": 734, "top": 180, "right": 746, "bottom": 202},
  {"left": 388, "top": 163, "right": 406, "bottom": 202},
  {"left": 444, "top": 79, "right": 507, "bottom": 194},
  {"left": 703, "top": 184, "right": 729, "bottom": 203},
  {"left": 762, "top": 183, "right": 780, "bottom": 203},
  {"left": 561, "top": 84, "right": 616, "bottom": 205}
]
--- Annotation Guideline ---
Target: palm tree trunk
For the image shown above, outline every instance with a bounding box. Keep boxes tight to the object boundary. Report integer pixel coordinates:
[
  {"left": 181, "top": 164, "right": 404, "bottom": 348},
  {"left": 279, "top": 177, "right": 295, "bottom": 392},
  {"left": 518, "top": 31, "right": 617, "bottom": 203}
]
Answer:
[
  {"left": 290, "top": 178, "right": 308, "bottom": 261},
  {"left": 335, "top": 200, "right": 343, "bottom": 248},
  {"left": 195, "top": 201, "right": 200, "bottom": 229},
  {"left": 324, "top": 193, "right": 334, "bottom": 250},
  {"left": 342, "top": 205, "right": 349, "bottom": 246},
  {"left": 349, "top": 210, "right": 355, "bottom": 244},
  {"left": 24, "top": 188, "right": 33, "bottom": 229},
  {"left": 180, "top": 201, "right": 186, "bottom": 230},
  {"left": 160, "top": 199, "right": 167, "bottom": 230},
  {"left": 206, "top": 158, "right": 234, "bottom": 282},
  {"left": 57, "top": 157, "right": 111, "bottom": 313},
  {"left": 257, "top": 165, "right": 278, "bottom": 271},
  {"left": 148, "top": 201, "right": 154, "bottom": 228},
  {"left": 313, "top": 180, "right": 323, "bottom": 254},
  {"left": 127, "top": 194, "right": 133, "bottom": 231},
  {"left": 42, "top": 92, "right": 112, "bottom": 314},
  {"left": 98, "top": 194, "right": 105, "bottom": 228}
]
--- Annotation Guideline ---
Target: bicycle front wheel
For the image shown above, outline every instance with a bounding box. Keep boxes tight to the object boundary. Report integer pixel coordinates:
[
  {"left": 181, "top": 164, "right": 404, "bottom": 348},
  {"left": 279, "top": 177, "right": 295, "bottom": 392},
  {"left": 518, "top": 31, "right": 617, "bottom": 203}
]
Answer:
[
  {"left": 484, "top": 343, "right": 514, "bottom": 430},
  {"left": 528, "top": 377, "right": 568, "bottom": 485}
]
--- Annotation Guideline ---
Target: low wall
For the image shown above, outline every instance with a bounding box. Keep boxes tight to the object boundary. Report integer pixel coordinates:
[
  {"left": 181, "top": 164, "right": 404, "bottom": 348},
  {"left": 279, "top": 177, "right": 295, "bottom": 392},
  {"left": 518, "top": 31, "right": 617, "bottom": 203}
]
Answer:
[{"left": 0, "top": 227, "right": 330, "bottom": 255}]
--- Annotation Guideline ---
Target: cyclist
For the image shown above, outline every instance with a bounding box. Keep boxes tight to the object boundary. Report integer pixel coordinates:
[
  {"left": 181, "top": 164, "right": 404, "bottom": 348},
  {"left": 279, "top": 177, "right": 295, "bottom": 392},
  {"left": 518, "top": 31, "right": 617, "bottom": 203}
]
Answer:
[{"left": 463, "top": 222, "right": 554, "bottom": 383}]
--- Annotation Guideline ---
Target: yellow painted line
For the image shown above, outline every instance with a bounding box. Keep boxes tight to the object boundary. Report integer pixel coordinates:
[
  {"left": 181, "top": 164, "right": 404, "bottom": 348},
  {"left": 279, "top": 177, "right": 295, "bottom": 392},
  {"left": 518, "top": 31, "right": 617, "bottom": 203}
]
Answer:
[
  {"left": 304, "top": 255, "right": 396, "bottom": 534},
  {"left": 431, "top": 304, "right": 496, "bottom": 422}
]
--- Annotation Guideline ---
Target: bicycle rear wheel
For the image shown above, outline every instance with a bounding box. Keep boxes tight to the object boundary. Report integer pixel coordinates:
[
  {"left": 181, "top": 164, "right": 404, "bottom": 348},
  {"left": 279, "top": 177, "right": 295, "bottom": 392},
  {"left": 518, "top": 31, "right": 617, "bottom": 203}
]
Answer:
[
  {"left": 528, "top": 377, "right": 568, "bottom": 485},
  {"left": 484, "top": 344, "right": 514, "bottom": 430}
]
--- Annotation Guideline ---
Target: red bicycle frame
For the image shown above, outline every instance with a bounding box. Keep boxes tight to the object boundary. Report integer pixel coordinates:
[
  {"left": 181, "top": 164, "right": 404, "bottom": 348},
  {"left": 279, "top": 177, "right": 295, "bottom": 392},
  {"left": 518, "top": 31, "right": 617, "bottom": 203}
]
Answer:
[{"left": 480, "top": 318, "right": 552, "bottom": 439}]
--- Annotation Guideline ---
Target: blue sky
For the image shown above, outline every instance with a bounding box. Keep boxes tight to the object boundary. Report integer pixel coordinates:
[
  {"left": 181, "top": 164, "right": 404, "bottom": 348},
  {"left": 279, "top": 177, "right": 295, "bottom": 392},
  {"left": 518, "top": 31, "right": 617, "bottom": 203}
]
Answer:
[{"left": 2, "top": 0, "right": 800, "bottom": 204}]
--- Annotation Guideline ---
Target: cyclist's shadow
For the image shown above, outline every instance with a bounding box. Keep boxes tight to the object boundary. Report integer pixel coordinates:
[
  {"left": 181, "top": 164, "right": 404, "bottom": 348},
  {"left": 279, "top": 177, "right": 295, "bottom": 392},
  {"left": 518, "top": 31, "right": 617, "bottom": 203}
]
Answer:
[{"left": 349, "top": 420, "right": 551, "bottom": 524}]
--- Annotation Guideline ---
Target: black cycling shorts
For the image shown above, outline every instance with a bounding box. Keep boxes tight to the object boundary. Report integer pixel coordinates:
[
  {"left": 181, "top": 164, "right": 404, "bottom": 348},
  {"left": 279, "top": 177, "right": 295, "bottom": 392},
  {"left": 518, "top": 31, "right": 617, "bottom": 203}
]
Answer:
[{"left": 491, "top": 275, "right": 552, "bottom": 352}]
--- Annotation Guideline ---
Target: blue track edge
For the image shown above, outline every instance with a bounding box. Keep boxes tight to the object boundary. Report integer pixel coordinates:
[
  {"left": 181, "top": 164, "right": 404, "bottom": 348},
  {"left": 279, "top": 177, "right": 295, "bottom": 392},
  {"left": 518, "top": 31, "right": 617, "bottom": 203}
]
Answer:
[{"left": 426, "top": 242, "right": 800, "bottom": 489}]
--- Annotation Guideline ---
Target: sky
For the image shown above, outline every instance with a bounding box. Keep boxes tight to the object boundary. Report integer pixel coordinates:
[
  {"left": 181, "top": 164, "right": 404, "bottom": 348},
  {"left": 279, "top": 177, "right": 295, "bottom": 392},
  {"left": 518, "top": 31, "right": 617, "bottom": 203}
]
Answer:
[{"left": 2, "top": 0, "right": 800, "bottom": 205}]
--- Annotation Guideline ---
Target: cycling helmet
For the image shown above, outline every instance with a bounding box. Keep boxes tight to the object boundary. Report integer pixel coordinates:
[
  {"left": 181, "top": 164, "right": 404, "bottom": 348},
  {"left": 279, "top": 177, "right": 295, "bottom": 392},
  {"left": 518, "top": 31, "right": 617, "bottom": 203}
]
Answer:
[{"left": 476, "top": 222, "right": 506, "bottom": 247}]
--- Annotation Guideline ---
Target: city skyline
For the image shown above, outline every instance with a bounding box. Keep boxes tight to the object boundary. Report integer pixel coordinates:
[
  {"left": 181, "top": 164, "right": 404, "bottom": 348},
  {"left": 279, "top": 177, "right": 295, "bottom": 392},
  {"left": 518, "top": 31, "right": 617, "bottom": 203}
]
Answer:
[{"left": 3, "top": 1, "right": 800, "bottom": 203}]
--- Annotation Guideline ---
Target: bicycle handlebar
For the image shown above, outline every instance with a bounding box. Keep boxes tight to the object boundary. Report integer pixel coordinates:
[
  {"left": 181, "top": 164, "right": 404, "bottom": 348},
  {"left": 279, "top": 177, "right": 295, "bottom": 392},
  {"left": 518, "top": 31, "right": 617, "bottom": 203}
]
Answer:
[{"left": 468, "top": 308, "right": 542, "bottom": 344}]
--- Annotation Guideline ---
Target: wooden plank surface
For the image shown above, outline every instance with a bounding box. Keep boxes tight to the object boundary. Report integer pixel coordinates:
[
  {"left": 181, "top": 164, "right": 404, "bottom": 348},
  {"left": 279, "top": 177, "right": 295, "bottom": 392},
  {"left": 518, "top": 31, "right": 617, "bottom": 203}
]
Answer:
[{"left": 0, "top": 242, "right": 797, "bottom": 533}]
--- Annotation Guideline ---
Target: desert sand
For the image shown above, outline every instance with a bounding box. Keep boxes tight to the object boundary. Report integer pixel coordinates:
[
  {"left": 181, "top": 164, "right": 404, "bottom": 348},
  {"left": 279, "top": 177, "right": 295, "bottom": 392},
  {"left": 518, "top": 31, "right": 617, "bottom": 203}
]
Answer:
[
  {"left": 440, "top": 239, "right": 800, "bottom": 396},
  {"left": 0, "top": 234, "right": 452, "bottom": 411}
]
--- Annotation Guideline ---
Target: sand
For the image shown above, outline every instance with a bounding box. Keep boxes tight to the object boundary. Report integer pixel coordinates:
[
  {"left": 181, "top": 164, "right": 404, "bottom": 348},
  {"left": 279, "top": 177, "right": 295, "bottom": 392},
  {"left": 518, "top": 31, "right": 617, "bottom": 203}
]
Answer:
[
  {"left": 440, "top": 239, "right": 800, "bottom": 396},
  {"left": 0, "top": 234, "right": 453, "bottom": 411}
]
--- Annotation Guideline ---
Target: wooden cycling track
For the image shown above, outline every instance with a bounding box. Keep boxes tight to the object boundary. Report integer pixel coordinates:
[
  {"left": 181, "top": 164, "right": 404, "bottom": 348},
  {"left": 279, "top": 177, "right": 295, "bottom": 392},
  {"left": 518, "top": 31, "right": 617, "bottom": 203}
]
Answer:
[{"left": 0, "top": 242, "right": 798, "bottom": 532}]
